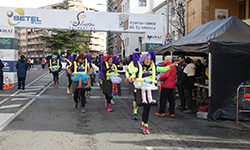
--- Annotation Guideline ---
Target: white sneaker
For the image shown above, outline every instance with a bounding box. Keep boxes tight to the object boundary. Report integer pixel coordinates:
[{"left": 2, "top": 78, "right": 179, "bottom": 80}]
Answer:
[{"left": 111, "top": 99, "right": 115, "bottom": 104}]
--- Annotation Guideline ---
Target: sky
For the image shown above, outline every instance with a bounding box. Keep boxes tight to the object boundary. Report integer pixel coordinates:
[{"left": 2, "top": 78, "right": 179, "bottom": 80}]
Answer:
[{"left": 0, "top": 0, "right": 106, "bottom": 9}]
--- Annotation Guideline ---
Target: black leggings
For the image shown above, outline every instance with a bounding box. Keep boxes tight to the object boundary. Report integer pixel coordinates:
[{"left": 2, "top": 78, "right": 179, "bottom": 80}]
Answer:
[
  {"left": 52, "top": 72, "right": 59, "bottom": 83},
  {"left": 41, "top": 64, "right": 45, "bottom": 69},
  {"left": 105, "top": 94, "right": 113, "bottom": 104},
  {"left": 142, "top": 106, "right": 151, "bottom": 124},
  {"left": 67, "top": 73, "right": 72, "bottom": 88},
  {"left": 18, "top": 77, "right": 26, "bottom": 90},
  {"left": 74, "top": 90, "right": 86, "bottom": 108}
]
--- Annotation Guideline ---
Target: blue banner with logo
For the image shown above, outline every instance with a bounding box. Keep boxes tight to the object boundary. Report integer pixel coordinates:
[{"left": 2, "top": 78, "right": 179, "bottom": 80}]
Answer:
[
  {"left": 0, "top": 38, "right": 18, "bottom": 49},
  {"left": 145, "top": 43, "right": 162, "bottom": 52},
  {"left": 2, "top": 61, "right": 17, "bottom": 72}
]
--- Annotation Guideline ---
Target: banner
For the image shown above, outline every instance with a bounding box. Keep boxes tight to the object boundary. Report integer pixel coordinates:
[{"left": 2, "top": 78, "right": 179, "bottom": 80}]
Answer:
[
  {"left": 0, "top": 38, "right": 18, "bottom": 49},
  {"left": 0, "top": 49, "right": 18, "bottom": 61},
  {"left": 0, "top": 7, "right": 163, "bottom": 33},
  {"left": 0, "top": 26, "right": 18, "bottom": 38},
  {"left": 2, "top": 61, "right": 17, "bottom": 72}
]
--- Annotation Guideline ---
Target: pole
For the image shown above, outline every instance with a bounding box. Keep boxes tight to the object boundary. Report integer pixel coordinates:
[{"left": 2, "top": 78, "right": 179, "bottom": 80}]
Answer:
[{"left": 167, "top": 0, "right": 169, "bottom": 34}]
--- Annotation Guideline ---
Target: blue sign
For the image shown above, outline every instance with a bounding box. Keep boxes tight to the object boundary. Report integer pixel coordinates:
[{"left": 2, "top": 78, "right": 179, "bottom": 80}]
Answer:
[
  {"left": 2, "top": 61, "right": 17, "bottom": 72},
  {"left": 164, "top": 40, "right": 172, "bottom": 45}
]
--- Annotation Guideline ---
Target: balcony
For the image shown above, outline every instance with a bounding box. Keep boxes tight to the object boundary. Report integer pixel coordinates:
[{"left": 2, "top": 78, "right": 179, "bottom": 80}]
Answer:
[
  {"left": 20, "top": 43, "right": 27, "bottom": 46},
  {"left": 28, "top": 41, "right": 35, "bottom": 45},
  {"left": 108, "top": 0, "right": 115, "bottom": 6},
  {"left": 113, "top": 1, "right": 117, "bottom": 9},
  {"left": 28, "top": 35, "right": 35, "bottom": 38},
  {"left": 34, "top": 41, "right": 44, "bottom": 44}
]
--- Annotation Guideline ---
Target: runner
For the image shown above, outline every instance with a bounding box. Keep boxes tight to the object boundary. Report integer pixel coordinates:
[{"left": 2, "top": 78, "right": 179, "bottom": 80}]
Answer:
[
  {"left": 126, "top": 52, "right": 176, "bottom": 134},
  {"left": 68, "top": 53, "right": 92, "bottom": 113},
  {"left": 64, "top": 55, "right": 73, "bottom": 94},
  {"left": 41, "top": 58, "right": 47, "bottom": 71},
  {"left": 125, "top": 54, "right": 138, "bottom": 120},
  {"left": 49, "top": 54, "right": 62, "bottom": 86},
  {"left": 102, "top": 54, "right": 123, "bottom": 112}
]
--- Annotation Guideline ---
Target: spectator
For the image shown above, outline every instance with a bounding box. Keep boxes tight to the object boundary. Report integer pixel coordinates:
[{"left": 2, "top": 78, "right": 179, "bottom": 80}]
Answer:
[
  {"left": 16, "top": 55, "right": 29, "bottom": 91},
  {"left": 182, "top": 57, "right": 196, "bottom": 114},
  {"left": 155, "top": 56, "right": 177, "bottom": 117},
  {"left": 176, "top": 55, "right": 186, "bottom": 111}
]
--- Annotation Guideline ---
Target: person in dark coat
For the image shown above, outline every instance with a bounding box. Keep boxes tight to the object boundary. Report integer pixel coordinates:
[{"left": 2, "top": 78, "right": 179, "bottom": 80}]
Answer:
[
  {"left": 182, "top": 57, "right": 196, "bottom": 113},
  {"left": 176, "top": 55, "right": 186, "bottom": 110},
  {"left": 0, "top": 59, "right": 4, "bottom": 90},
  {"left": 16, "top": 55, "right": 29, "bottom": 91}
]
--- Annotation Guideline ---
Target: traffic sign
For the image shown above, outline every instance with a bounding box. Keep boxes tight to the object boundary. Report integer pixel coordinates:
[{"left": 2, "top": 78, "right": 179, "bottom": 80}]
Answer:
[
  {"left": 165, "top": 33, "right": 172, "bottom": 41},
  {"left": 164, "top": 40, "right": 172, "bottom": 45}
]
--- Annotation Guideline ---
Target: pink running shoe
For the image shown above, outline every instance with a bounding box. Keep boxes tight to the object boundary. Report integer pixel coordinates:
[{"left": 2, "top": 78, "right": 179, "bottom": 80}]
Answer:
[
  {"left": 105, "top": 100, "right": 108, "bottom": 108},
  {"left": 140, "top": 124, "right": 145, "bottom": 130},
  {"left": 143, "top": 126, "right": 150, "bottom": 134},
  {"left": 107, "top": 105, "right": 113, "bottom": 112}
]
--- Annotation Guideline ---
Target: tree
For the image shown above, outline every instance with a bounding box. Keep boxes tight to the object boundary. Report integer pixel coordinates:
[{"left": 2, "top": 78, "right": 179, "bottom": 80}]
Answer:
[
  {"left": 41, "top": 30, "right": 90, "bottom": 54},
  {"left": 40, "top": 0, "right": 90, "bottom": 55},
  {"left": 169, "top": 0, "right": 185, "bottom": 37}
]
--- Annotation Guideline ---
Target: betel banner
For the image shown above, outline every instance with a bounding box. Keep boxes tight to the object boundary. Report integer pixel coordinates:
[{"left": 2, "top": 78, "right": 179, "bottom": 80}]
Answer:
[{"left": 0, "top": 7, "right": 163, "bottom": 33}]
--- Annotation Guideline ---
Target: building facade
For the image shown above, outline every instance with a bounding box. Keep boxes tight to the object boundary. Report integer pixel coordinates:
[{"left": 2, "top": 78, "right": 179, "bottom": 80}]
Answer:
[
  {"left": 186, "top": 0, "right": 250, "bottom": 34},
  {"left": 107, "top": 0, "right": 122, "bottom": 57},
  {"left": 120, "top": 0, "right": 165, "bottom": 56},
  {"left": 18, "top": 0, "right": 107, "bottom": 59},
  {"left": 152, "top": 0, "right": 184, "bottom": 42}
]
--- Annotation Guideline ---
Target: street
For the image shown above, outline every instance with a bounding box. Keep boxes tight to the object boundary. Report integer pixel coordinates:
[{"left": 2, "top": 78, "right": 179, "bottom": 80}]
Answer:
[{"left": 0, "top": 66, "right": 250, "bottom": 150}]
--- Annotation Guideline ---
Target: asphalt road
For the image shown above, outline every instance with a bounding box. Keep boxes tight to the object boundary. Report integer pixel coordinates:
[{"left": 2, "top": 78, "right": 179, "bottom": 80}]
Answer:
[{"left": 0, "top": 67, "right": 250, "bottom": 150}]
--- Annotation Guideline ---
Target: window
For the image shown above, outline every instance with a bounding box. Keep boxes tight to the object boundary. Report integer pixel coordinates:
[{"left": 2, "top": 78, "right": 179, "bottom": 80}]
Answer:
[
  {"left": 239, "top": 1, "right": 246, "bottom": 19},
  {"left": 139, "top": 0, "right": 146, "bottom": 7}
]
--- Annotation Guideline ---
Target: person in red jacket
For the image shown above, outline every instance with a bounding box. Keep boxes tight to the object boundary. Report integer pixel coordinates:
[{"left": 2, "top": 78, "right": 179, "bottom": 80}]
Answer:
[{"left": 155, "top": 56, "right": 177, "bottom": 117}]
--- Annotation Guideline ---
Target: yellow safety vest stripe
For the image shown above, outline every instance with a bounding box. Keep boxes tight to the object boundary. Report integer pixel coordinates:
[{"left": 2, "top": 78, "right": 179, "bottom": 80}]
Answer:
[
  {"left": 73, "top": 59, "right": 89, "bottom": 73},
  {"left": 106, "top": 62, "right": 119, "bottom": 80}
]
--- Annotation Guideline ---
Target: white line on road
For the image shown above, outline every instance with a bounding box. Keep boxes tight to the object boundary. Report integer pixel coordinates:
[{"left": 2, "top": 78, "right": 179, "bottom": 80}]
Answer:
[
  {"left": 18, "top": 92, "right": 37, "bottom": 95},
  {"left": 0, "top": 113, "right": 14, "bottom": 127},
  {"left": 0, "top": 71, "right": 65, "bottom": 131},
  {"left": 0, "top": 98, "right": 9, "bottom": 105},
  {"left": 21, "top": 89, "right": 41, "bottom": 91},
  {"left": 0, "top": 104, "right": 22, "bottom": 110},
  {"left": 11, "top": 98, "right": 30, "bottom": 101}
]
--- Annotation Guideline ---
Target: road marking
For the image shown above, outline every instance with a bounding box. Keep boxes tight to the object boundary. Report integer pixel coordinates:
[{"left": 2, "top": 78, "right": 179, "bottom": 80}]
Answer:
[
  {"left": 0, "top": 104, "right": 22, "bottom": 110},
  {"left": 0, "top": 71, "right": 65, "bottom": 131},
  {"left": 146, "top": 147, "right": 153, "bottom": 150},
  {"left": 22, "top": 89, "right": 41, "bottom": 91},
  {"left": 11, "top": 98, "right": 30, "bottom": 101},
  {"left": 18, "top": 92, "right": 37, "bottom": 95},
  {"left": 26, "top": 86, "right": 45, "bottom": 88},
  {"left": 0, "top": 98, "right": 9, "bottom": 105},
  {"left": 88, "top": 96, "right": 133, "bottom": 99},
  {"left": 0, "top": 113, "right": 14, "bottom": 127}
]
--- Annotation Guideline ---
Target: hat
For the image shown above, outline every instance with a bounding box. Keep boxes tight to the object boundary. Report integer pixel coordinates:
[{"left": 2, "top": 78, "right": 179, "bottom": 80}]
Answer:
[
  {"left": 135, "top": 48, "right": 139, "bottom": 52},
  {"left": 140, "top": 53, "right": 151, "bottom": 65},
  {"left": 185, "top": 57, "right": 192, "bottom": 64}
]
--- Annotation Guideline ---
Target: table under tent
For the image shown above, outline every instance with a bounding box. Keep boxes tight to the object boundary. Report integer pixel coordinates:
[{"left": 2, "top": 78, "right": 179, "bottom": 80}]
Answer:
[{"left": 154, "top": 16, "right": 250, "bottom": 121}]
